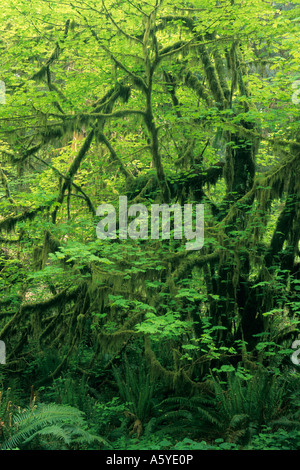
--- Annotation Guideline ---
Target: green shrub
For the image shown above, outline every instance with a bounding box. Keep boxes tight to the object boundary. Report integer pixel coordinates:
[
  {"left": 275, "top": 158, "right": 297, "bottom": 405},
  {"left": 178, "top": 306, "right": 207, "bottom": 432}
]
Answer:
[{"left": 0, "top": 399, "right": 107, "bottom": 450}]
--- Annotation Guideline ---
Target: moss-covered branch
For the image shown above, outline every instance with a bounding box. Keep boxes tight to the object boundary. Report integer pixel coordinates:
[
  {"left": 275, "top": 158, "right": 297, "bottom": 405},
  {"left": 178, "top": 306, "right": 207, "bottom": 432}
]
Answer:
[
  {"left": 0, "top": 285, "right": 82, "bottom": 341},
  {"left": 52, "top": 128, "right": 95, "bottom": 223},
  {"left": 0, "top": 202, "right": 55, "bottom": 233},
  {"left": 97, "top": 132, "right": 134, "bottom": 182}
]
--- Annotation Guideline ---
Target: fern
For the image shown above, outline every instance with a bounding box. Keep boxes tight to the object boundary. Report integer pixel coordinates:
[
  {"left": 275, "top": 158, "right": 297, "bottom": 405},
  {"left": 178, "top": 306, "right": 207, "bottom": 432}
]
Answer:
[
  {"left": 208, "top": 369, "right": 292, "bottom": 444},
  {"left": 157, "top": 395, "right": 218, "bottom": 426},
  {"left": 1, "top": 402, "right": 108, "bottom": 450},
  {"left": 113, "top": 358, "right": 154, "bottom": 423},
  {"left": 142, "top": 393, "right": 219, "bottom": 440},
  {"left": 24, "top": 425, "right": 73, "bottom": 446}
]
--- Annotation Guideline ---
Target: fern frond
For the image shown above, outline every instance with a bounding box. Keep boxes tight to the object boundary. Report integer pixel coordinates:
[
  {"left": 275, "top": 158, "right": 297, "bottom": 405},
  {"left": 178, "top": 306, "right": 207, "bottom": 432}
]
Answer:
[
  {"left": 1, "top": 402, "right": 108, "bottom": 450},
  {"left": 24, "top": 425, "right": 72, "bottom": 445}
]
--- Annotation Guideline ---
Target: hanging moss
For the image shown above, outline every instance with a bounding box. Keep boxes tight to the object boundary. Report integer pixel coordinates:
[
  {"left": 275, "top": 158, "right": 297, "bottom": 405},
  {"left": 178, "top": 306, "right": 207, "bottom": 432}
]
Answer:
[
  {"left": 41, "top": 230, "right": 61, "bottom": 268},
  {"left": 97, "top": 330, "right": 138, "bottom": 354},
  {"left": 198, "top": 38, "right": 227, "bottom": 109},
  {"left": 32, "top": 246, "right": 43, "bottom": 271},
  {"left": 126, "top": 163, "right": 225, "bottom": 202},
  {"left": 144, "top": 336, "right": 208, "bottom": 393},
  {"left": 184, "top": 70, "right": 212, "bottom": 106},
  {"left": 0, "top": 284, "right": 82, "bottom": 343},
  {"left": 0, "top": 203, "right": 54, "bottom": 234}
]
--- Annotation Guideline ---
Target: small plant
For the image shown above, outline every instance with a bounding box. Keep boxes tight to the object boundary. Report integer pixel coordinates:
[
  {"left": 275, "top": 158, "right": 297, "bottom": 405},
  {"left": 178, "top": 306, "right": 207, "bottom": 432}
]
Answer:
[
  {"left": 248, "top": 427, "right": 300, "bottom": 450},
  {"left": 144, "top": 393, "right": 217, "bottom": 441},
  {"left": 208, "top": 368, "right": 291, "bottom": 444},
  {"left": 0, "top": 397, "right": 108, "bottom": 450},
  {"left": 112, "top": 358, "right": 155, "bottom": 438}
]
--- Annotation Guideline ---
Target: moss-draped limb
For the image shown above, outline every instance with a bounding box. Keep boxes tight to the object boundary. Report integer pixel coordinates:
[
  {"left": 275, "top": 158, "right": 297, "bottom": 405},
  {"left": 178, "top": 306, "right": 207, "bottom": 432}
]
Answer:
[
  {"left": 31, "top": 20, "right": 71, "bottom": 83},
  {"left": 97, "top": 310, "right": 145, "bottom": 352},
  {"left": 143, "top": 88, "right": 170, "bottom": 204},
  {"left": 45, "top": 66, "right": 66, "bottom": 115},
  {"left": 31, "top": 153, "right": 96, "bottom": 216},
  {"left": 163, "top": 71, "right": 182, "bottom": 119},
  {"left": 224, "top": 126, "right": 256, "bottom": 200},
  {"left": 226, "top": 123, "right": 300, "bottom": 153},
  {"left": 10, "top": 19, "right": 71, "bottom": 91},
  {"left": 144, "top": 336, "right": 208, "bottom": 392},
  {"left": 46, "top": 109, "right": 147, "bottom": 123},
  {"left": 126, "top": 162, "right": 224, "bottom": 202},
  {"left": 197, "top": 38, "right": 228, "bottom": 109},
  {"left": 40, "top": 230, "right": 61, "bottom": 269},
  {"left": 264, "top": 190, "right": 299, "bottom": 270},
  {"left": 129, "top": 176, "right": 157, "bottom": 204},
  {"left": 0, "top": 285, "right": 82, "bottom": 341},
  {"left": 97, "top": 132, "right": 134, "bottom": 182},
  {"left": 0, "top": 165, "right": 17, "bottom": 208},
  {"left": 208, "top": 33, "right": 231, "bottom": 103},
  {"left": 93, "top": 82, "right": 132, "bottom": 113},
  {"left": 51, "top": 128, "right": 95, "bottom": 223},
  {"left": 39, "top": 310, "right": 63, "bottom": 343},
  {"left": 184, "top": 71, "right": 212, "bottom": 107},
  {"left": 0, "top": 202, "right": 55, "bottom": 233},
  {"left": 170, "top": 250, "right": 220, "bottom": 284}
]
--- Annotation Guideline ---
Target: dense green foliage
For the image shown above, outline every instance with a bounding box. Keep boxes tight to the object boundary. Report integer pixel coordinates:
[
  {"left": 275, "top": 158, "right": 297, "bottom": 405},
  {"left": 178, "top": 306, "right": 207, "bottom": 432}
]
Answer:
[{"left": 0, "top": 0, "right": 299, "bottom": 450}]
